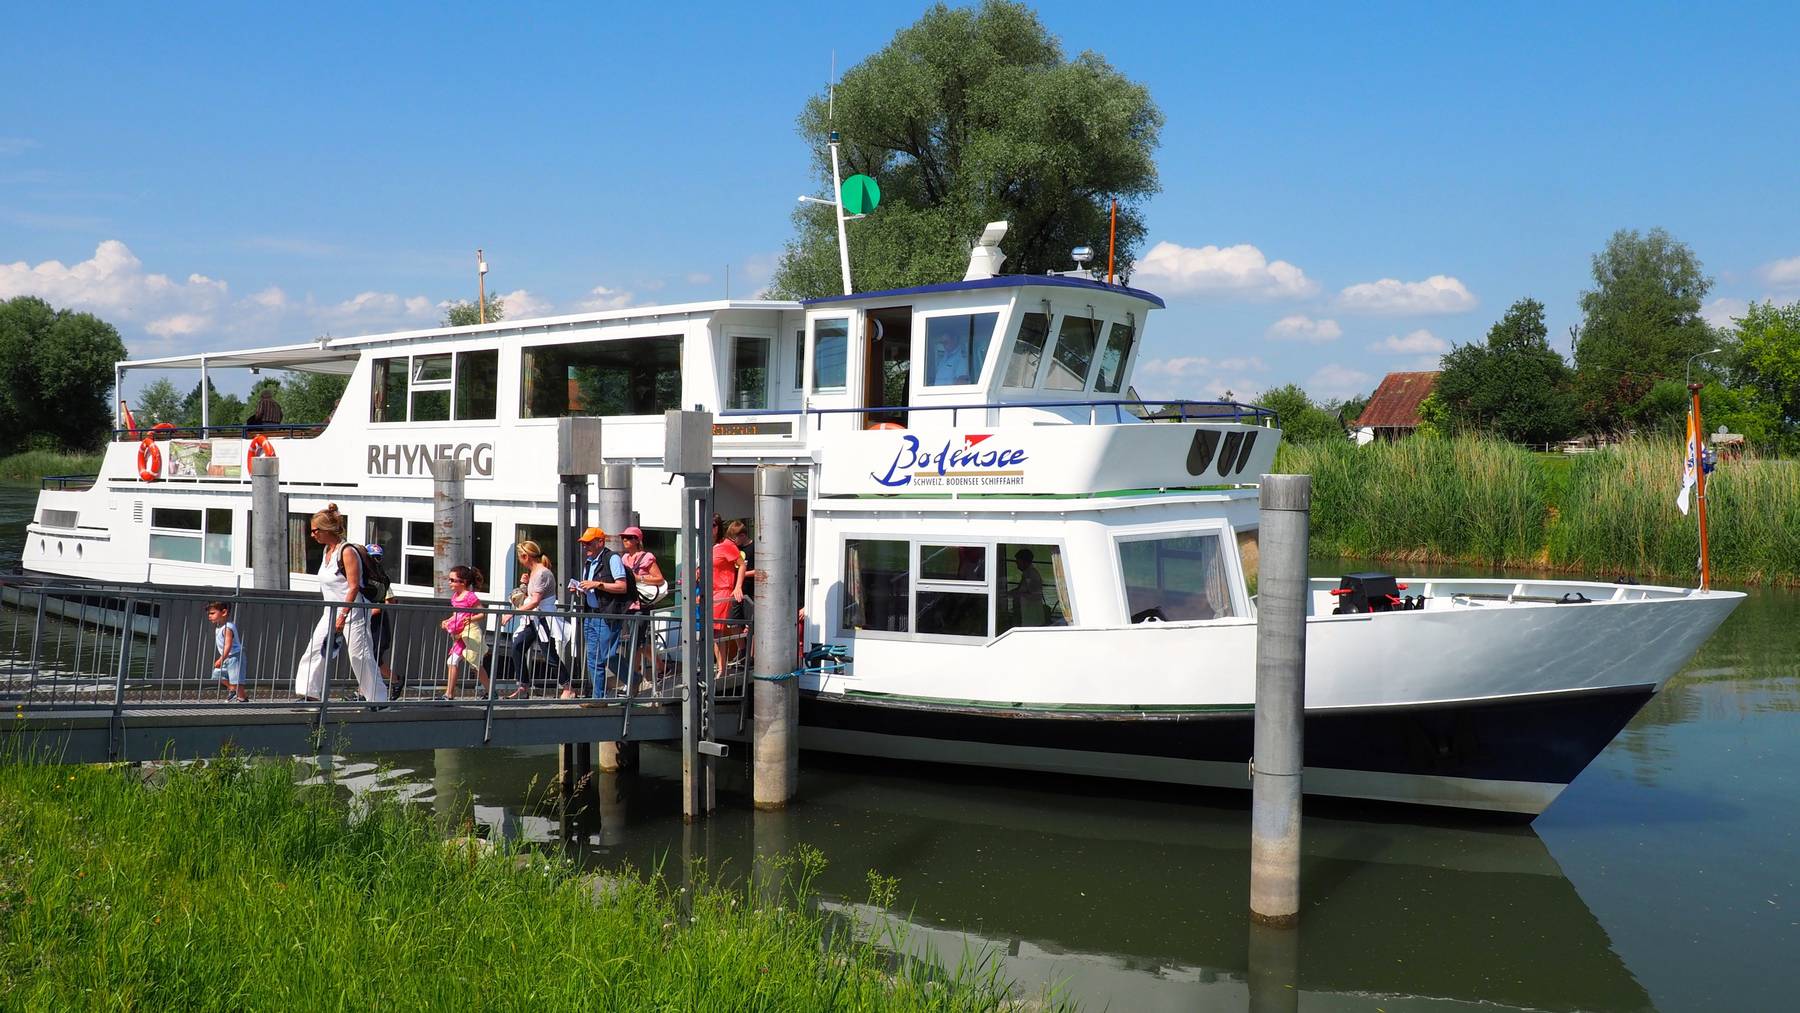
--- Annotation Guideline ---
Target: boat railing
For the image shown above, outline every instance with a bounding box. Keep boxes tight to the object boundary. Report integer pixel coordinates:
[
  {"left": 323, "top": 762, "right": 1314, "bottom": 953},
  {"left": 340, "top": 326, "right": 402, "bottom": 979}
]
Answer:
[
  {"left": 0, "top": 574, "right": 754, "bottom": 720},
  {"left": 719, "top": 398, "right": 1279, "bottom": 431},
  {"left": 111, "top": 423, "right": 329, "bottom": 442},
  {"left": 40, "top": 474, "right": 98, "bottom": 491}
]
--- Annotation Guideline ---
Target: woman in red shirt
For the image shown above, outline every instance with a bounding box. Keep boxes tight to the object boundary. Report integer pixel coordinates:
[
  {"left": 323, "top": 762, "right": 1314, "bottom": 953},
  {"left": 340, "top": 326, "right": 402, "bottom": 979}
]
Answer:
[{"left": 710, "top": 517, "right": 747, "bottom": 675}]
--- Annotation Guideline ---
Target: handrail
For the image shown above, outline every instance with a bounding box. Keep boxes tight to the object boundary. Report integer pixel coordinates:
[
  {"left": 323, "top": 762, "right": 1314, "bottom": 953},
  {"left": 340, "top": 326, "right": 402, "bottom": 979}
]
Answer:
[
  {"left": 113, "top": 423, "right": 328, "bottom": 442},
  {"left": 718, "top": 398, "right": 1279, "bottom": 430},
  {"left": 40, "top": 474, "right": 99, "bottom": 491}
]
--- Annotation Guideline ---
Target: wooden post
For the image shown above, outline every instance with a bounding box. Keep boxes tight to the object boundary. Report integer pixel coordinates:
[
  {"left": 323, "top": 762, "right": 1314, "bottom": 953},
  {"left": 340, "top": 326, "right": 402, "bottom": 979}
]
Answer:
[{"left": 598, "top": 462, "right": 635, "bottom": 771}]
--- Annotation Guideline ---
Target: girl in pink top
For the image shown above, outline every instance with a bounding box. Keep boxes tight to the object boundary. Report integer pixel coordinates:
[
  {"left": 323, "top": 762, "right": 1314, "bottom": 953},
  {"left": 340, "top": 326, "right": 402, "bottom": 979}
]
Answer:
[{"left": 439, "top": 564, "right": 487, "bottom": 700}]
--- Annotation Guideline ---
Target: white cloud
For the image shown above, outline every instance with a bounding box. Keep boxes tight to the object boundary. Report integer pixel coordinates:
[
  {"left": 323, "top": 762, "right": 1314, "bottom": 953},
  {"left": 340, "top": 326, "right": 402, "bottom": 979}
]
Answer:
[
  {"left": 1702, "top": 297, "right": 1749, "bottom": 329},
  {"left": 1306, "top": 364, "right": 1376, "bottom": 400},
  {"left": 578, "top": 285, "right": 635, "bottom": 311},
  {"left": 1133, "top": 354, "right": 1268, "bottom": 400},
  {"left": 0, "top": 240, "right": 231, "bottom": 322},
  {"left": 1264, "top": 314, "right": 1341, "bottom": 343},
  {"left": 249, "top": 286, "right": 287, "bottom": 309},
  {"left": 1758, "top": 256, "right": 1800, "bottom": 290},
  {"left": 1338, "top": 274, "right": 1476, "bottom": 314},
  {"left": 145, "top": 314, "right": 210, "bottom": 338},
  {"left": 1132, "top": 241, "right": 1317, "bottom": 299},
  {"left": 1372, "top": 328, "right": 1449, "bottom": 355},
  {"left": 685, "top": 272, "right": 713, "bottom": 286},
  {"left": 491, "top": 288, "right": 552, "bottom": 320}
]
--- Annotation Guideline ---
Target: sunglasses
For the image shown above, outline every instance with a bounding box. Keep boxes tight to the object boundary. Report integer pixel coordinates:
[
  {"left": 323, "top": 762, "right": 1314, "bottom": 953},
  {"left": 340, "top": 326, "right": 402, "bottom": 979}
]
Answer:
[{"left": 449, "top": 578, "right": 466, "bottom": 585}]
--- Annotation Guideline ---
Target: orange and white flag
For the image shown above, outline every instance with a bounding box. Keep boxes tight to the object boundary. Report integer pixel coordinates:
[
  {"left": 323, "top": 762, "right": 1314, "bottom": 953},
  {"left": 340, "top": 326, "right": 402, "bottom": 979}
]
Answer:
[{"left": 1677, "top": 405, "right": 1699, "bottom": 515}]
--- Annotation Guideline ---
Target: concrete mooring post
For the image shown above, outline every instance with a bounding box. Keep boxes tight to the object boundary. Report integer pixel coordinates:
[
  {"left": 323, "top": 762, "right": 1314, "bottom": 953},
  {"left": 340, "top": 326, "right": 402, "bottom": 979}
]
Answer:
[
  {"left": 597, "top": 461, "right": 636, "bottom": 772},
  {"left": 1250, "top": 473, "right": 1311, "bottom": 928},
  {"left": 751, "top": 465, "right": 798, "bottom": 808},
  {"left": 430, "top": 458, "right": 471, "bottom": 595},
  {"left": 249, "top": 456, "right": 287, "bottom": 590},
  {"left": 556, "top": 418, "right": 603, "bottom": 777}
]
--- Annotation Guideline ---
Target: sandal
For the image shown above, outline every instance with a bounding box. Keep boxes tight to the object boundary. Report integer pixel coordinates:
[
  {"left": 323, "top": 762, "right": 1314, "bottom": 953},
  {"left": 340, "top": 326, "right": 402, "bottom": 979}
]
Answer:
[{"left": 503, "top": 688, "right": 529, "bottom": 699}]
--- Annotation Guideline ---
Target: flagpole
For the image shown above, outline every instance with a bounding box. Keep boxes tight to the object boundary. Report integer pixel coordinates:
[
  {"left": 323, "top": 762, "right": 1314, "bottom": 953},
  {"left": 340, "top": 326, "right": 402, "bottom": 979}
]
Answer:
[{"left": 1689, "top": 381, "right": 1711, "bottom": 591}]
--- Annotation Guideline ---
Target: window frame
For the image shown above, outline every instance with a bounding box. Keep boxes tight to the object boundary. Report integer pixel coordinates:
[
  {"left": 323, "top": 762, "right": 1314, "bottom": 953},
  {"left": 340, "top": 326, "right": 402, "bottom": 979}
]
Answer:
[
  {"left": 370, "top": 348, "right": 499, "bottom": 424},
  {"left": 1043, "top": 310, "right": 1104, "bottom": 392},
  {"left": 1000, "top": 307, "right": 1057, "bottom": 390},
  {"left": 516, "top": 332, "right": 686, "bottom": 419},
  {"left": 1108, "top": 520, "right": 1247, "bottom": 624},
  {"left": 837, "top": 534, "right": 1075, "bottom": 643},
  {"left": 809, "top": 316, "right": 851, "bottom": 394},
  {"left": 147, "top": 507, "right": 232, "bottom": 566},
  {"left": 914, "top": 305, "right": 1007, "bottom": 391},
  {"left": 728, "top": 332, "right": 774, "bottom": 410}
]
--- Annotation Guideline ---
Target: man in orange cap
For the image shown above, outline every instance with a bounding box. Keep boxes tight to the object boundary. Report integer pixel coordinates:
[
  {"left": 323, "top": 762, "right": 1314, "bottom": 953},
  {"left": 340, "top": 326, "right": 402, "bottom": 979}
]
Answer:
[{"left": 572, "top": 526, "right": 633, "bottom": 697}]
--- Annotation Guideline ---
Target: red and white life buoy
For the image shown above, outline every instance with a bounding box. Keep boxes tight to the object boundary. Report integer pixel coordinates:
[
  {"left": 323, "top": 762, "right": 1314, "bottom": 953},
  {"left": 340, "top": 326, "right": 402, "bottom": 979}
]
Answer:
[
  {"left": 245, "top": 432, "right": 277, "bottom": 471},
  {"left": 137, "top": 437, "right": 161, "bottom": 481}
]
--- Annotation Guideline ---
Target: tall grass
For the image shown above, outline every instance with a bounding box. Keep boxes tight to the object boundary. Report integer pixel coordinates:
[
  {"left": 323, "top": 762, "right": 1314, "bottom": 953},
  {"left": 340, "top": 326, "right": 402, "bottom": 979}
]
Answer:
[
  {"left": 0, "top": 756, "right": 1048, "bottom": 1011},
  {"left": 0, "top": 450, "right": 103, "bottom": 483},
  {"left": 1280, "top": 435, "right": 1800, "bottom": 585},
  {"left": 1277, "top": 437, "right": 1548, "bottom": 566},
  {"left": 1548, "top": 439, "right": 1800, "bottom": 584}
]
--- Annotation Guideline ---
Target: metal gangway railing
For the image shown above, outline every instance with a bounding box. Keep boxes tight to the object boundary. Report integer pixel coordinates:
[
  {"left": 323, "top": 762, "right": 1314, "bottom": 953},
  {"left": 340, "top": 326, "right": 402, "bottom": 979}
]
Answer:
[{"left": 0, "top": 575, "right": 753, "bottom": 763}]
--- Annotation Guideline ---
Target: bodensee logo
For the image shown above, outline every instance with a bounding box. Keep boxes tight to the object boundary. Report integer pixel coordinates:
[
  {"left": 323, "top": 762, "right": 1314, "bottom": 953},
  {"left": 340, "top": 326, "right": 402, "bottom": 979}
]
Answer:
[{"left": 871, "top": 434, "right": 1028, "bottom": 488}]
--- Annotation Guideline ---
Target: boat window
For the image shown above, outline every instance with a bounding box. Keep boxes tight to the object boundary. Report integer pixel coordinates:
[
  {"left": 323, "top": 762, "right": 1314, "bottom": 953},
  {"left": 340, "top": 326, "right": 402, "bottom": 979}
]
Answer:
[
  {"left": 914, "top": 543, "right": 990, "bottom": 637},
  {"left": 367, "top": 516, "right": 402, "bottom": 574},
  {"left": 1001, "top": 311, "right": 1051, "bottom": 388},
  {"left": 412, "top": 354, "right": 453, "bottom": 384},
  {"left": 1118, "top": 533, "right": 1235, "bottom": 622},
  {"left": 371, "top": 357, "right": 407, "bottom": 423},
  {"left": 1094, "top": 321, "right": 1134, "bottom": 394},
  {"left": 923, "top": 312, "right": 998, "bottom": 387},
  {"left": 812, "top": 318, "right": 849, "bottom": 391},
  {"left": 411, "top": 388, "right": 451, "bottom": 423},
  {"left": 148, "top": 507, "right": 231, "bottom": 565},
  {"left": 998, "top": 543, "right": 1070, "bottom": 632},
  {"left": 455, "top": 350, "right": 499, "bottom": 421},
  {"left": 520, "top": 335, "right": 684, "bottom": 418},
  {"left": 286, "top": 513, "right": 327, "bottom": 575},
  {"left": 730, "top": 336, "right": 771, "bottom": 409},
  {"left": 1046, "top": 314, "right": 1100, "bottom": 391},
  {"left": 920, "top": 544, "right": 985, "bottom": 582},
  {"left": 842, "top": 538, "right": 908, "bottom": 632},
  {"left": 405, "top": 520, "right": 435, "bottom": 587},
  {"left": 792, "top": 329, "right": 806, "bottom": 390},
  {"left": 470, "top": 521, "right": 491, "bottom": 591},
  {"left": 513, "top": 524, "right": 560, "bottom": 596}
]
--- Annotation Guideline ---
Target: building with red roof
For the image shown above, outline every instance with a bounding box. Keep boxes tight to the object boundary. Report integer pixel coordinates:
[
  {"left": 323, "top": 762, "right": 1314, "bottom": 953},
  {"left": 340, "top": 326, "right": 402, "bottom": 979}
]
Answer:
[{"left": 1352, "top": 371, "right": 1439, "bottom": 444}]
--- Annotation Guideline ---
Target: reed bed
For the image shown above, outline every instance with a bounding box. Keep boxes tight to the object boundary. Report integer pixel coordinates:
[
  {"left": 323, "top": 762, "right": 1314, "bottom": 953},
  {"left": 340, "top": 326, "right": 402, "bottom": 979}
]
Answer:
[
  {"left": 0, "top": 756, "right": 1044, "bottom": 1012},
  {"left": 1279, "top": 436, "right": 1800, "bottom": 585},
  {"left": 0, "top": 450, "right": 104, "bottom": 483}
]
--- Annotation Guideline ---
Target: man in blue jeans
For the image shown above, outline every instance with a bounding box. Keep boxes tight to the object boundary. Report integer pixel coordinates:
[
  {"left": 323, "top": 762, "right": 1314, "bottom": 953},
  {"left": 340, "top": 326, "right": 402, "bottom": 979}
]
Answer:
[{"left": 573, "top": 527, "right": 632, "bottom": 697}]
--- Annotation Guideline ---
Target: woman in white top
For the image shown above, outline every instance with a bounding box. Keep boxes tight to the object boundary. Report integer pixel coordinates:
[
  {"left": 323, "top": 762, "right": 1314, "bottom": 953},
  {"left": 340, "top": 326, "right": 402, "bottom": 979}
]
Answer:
[{"left": 293, "top": 503, "right": 390, "bottom": 703}]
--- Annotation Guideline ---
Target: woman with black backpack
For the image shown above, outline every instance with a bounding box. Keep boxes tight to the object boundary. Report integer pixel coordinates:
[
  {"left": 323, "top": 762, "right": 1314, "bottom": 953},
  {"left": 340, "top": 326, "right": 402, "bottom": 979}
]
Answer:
[{"left": 292, "top": 504, "right": 389, "bottom": 703}]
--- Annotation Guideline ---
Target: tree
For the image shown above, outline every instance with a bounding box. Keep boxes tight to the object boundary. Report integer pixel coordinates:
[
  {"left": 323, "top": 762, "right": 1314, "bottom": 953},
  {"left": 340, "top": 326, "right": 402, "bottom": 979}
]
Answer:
[
  {"left": 770, "top": 0, "right": 1163, "bottom": 298},
  {"left": 1256, "top": 383, "right": 1345, "bottom": 444},
  {"left": 1723, "top": 300, "right": 1800, "bottom": 438},
  {"left": 177, "top": 378, "right": 248, "bottom": 429},
  {"left": 1434, "top": 298, "right": 1579, "bottom": 444},
  {"left": 273, "top": 371, "right": 351, "bottom": 425},
  {"left": 135, "top": 378, "right": 183, "bottom": 426},
  {"left": 0, "top": 295, "right": 127, "bottom": 452},
  {"left": 442, "top": 296, "right": 505, "bottom": 328},
  {"left": 1572, "top": 228, "right": 1714, "bottom": 435},
  {"left": 1334, "top": 393, "right": 1370, "bottom": 430}
]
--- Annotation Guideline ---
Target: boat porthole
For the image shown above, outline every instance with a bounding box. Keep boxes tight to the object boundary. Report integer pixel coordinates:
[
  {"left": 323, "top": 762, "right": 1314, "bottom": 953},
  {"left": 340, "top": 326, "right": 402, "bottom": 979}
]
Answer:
[
  {"left": 76, "top": 544, "right": 83, "bottom": 557},
  {"left": 39, "top": 539, "right": 45, "bottom": 552},
  {"left": 58, "top": 541, "right": 64, "bottom": 555}
]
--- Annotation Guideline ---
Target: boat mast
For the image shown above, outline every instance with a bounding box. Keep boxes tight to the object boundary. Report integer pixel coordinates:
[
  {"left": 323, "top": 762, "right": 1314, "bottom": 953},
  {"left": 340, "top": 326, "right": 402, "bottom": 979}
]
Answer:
[{"left": 828, "top": 56, "right": 853, "bottom": 295}]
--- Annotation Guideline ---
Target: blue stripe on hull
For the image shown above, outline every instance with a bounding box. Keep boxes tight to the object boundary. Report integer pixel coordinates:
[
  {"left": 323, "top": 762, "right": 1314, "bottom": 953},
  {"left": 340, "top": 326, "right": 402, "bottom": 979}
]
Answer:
[{"left": 799, "top": 685, "right": 1656, "bottom": 792}]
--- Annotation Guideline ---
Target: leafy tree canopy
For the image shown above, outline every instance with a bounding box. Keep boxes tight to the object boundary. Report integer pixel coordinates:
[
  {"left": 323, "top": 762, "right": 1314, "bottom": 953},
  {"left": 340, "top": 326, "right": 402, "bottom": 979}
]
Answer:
[
  {"left": 134, "top": 378, "right": 184, "bottom": 427},
  {"left": 1256, "top": 383, "right": 1345, "bottom": 444},
  {"left": 0, "top": 295, "right": 127, "bottom": 453},
  {"left": 442, "top": 295, "right": 505, "bottom": 328},
  {"left": 1435, "top": 297, "right": 1579, "bottom": 444},
  {"left": 771, "top": 0, "right": 1163, "bottom": 298},
  {"left": 271, "top": 371, "right": 350, "bottom": 425},
  {"left": 1723, "top": 300, "right": 1800, "bottom": 432},
  {"left": 1572, "top": 228, "right": 1713, "bottom": 434}
]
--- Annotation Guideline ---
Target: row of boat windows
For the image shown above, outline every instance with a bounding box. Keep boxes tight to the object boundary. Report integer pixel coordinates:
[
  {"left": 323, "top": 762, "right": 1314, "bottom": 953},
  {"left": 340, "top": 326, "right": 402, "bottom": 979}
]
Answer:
[{"left": 839, "top": 531, "right": 1237, "bottom": 638}]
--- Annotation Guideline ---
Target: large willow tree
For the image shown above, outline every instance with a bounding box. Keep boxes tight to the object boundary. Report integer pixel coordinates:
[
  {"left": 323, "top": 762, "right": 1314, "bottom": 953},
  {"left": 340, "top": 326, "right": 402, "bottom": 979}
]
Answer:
[{"left": 770, "top": 1, "right": 1163, "bottom": 298}]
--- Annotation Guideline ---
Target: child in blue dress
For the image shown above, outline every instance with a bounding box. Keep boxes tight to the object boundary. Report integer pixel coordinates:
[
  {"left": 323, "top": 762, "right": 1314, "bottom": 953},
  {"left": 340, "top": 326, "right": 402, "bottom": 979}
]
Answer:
[{"left": 207, "top": 601, "right": 247, "bottom": 702}]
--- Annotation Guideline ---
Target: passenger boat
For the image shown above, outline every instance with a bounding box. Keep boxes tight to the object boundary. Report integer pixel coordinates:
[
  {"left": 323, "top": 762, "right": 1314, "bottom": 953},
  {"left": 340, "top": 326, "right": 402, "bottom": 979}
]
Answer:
[{"left": 19, "top": 229, "right": 1741, "bottom": 816}]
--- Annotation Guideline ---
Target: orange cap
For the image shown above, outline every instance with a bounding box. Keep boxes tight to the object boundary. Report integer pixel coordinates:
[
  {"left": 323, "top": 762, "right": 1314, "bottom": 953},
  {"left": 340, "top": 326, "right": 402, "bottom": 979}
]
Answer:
[{"left": 579, "top": 527, "right": 606, "bottom": 543}]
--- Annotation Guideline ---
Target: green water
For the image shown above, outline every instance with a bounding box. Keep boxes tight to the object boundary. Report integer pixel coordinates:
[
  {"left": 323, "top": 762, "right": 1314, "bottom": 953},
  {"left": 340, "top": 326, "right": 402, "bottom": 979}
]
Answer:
[{"left": 5, "top": 484, "right": 1797, "bottom": 1009}]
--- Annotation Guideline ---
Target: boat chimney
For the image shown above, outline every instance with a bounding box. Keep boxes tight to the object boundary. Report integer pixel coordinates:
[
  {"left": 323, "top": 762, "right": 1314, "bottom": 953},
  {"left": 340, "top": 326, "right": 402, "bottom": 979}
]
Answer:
[{"left": 963, "top": 221, "right": 1009, "bottom": 281}]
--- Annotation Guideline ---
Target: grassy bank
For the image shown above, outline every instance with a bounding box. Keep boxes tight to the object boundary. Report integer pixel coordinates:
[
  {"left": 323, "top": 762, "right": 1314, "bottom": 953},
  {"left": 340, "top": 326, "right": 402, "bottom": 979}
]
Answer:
[
  {"left": 0, "top": 450, "right": 103, "bottom": 483},
  {"left": 0, "top": 757, "right": 1041, "bottom": 1011},
  {"left": 1278, "top": 436, "right": 1800, "bottom": 585}
]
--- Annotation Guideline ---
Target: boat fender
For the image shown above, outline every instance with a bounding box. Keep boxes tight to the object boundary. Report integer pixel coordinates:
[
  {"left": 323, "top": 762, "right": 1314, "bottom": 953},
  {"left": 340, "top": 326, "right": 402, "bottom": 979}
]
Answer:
[
  {"left": 866, "top": 422, "right": 905, "bottom": 431},
  {"left": 246, "top": 433, "right": 278, "bottom": 471},
  {"left": 136, "top": 437, "right": 161, "bottom": 482},
  {"left": 1558, "top": 592, "right": 1591, "bottom": 604}
]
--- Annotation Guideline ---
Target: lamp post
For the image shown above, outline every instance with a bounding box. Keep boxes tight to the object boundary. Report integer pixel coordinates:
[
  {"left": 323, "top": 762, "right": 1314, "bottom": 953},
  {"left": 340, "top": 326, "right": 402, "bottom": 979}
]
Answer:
[
  {"left": 1686, "top": 347, "right": 1722, "bottom": 590},
  {"left": 477, "top": 249, "right": 489, "bottom": 325}
]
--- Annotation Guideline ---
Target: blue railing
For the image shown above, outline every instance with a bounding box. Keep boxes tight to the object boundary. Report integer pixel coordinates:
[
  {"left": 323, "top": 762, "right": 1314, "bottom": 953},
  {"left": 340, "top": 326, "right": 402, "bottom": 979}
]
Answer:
[
  {"left": 718, "top": 398, "right": 1279, "bottom": 429},
  {"left": 112, "top": 423, "right": 328, "bottom": 442}
]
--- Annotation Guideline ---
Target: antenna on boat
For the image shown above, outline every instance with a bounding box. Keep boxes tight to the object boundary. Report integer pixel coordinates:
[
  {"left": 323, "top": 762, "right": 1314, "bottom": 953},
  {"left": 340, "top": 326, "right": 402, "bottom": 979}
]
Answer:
[
  {"left": 826, "top": 53, "right": 853, "bottom": 295},
  {"left": 476, "top": 249, "right": 489, "bottom": 325}
]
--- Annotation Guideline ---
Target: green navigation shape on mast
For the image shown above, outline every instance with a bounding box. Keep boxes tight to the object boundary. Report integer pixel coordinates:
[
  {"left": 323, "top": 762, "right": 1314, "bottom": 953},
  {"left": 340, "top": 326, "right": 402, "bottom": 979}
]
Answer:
[{"left": 841, "top": 174, "right": 880, "bottom": 216}]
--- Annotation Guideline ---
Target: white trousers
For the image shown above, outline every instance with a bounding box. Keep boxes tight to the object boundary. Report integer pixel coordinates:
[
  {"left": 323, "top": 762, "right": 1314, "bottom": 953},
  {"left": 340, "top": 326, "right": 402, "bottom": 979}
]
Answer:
[{"left": 293, "top": 606, "right": 389, "bottom": 701}]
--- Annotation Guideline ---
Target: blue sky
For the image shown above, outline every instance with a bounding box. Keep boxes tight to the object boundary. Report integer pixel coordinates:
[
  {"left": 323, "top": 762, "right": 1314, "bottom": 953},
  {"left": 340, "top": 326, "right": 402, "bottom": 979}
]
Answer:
[{"left": 4, "top": 1, "right": 1799, "bottom": 404}]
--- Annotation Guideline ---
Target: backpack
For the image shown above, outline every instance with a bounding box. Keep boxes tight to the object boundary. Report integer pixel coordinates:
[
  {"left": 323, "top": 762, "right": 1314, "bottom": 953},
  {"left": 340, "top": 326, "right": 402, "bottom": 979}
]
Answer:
[
  {"left": 335, "top": 543, "right": 379, "bottom": 603},
  {"left": 590, "top": 546, "right": 637, "bottom": 614}
]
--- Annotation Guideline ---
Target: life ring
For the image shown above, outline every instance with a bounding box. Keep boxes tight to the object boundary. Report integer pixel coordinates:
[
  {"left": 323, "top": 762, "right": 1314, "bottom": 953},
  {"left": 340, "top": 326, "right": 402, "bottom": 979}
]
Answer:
[
  {"left": 866, "top": 422, "right": 905, "bottom": 431},
  {"left": 137, "top": 437, "right": 161, "bottom": 481},
  {"left": 149, "top": 421, "right": 176, "bottom": 439},
  {"left": 246, "top": 433, "right": 277, "bottom": 471}
]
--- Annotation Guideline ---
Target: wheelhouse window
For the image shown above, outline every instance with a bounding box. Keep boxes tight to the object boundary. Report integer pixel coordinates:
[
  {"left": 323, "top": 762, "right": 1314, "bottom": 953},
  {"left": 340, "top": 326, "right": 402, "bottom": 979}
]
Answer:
[
  {"left": 729, "top": 336, "right": 771, "bottom": 409},
  {"left": 1118, "top": 532, "right": 1236, "bottom": 623},
  {"left": 148, "top": 507, "right": 231, "bottom": 565},
  {"left": 1094, "top": 321, "right": 1134, "bottom": 394},
  {"left": 1001, "top": 311, "right": 1051, "bottom": 388},
  {"left": 812, "top": 318, "right": 849, "bottom": 392},
  {"left": 371, "top": 350, "right": 497, "bottom": 423},
  {"left": 923, "top": 312, "right": 998, "bottom": 387},
  {"left": 1046, "top": 315, "right": 1099, "bottom": 391},
  {"left": 520, "top": 335, "right": 683, "bottom": 417},
  {"left": 998, "top": 543, "right": 1070, "bottom": 632},
  {"left": 842, "top": 538, "right": 908, "bottom": 632}
]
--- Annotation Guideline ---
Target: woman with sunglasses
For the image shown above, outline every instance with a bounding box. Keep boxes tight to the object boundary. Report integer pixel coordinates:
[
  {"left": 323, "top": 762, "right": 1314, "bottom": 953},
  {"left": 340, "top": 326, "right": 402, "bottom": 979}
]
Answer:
[
  {"left": 292, "top": 503, "right": 389, "bottom": 703},
  {"left": 439, "top": 564, "right": 488, "bottom": 700}
]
